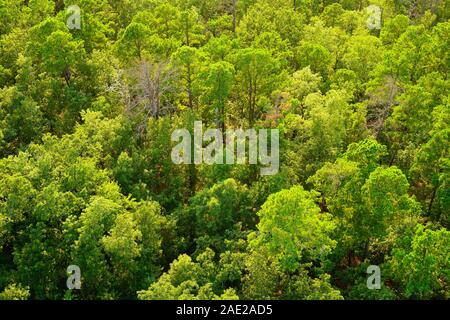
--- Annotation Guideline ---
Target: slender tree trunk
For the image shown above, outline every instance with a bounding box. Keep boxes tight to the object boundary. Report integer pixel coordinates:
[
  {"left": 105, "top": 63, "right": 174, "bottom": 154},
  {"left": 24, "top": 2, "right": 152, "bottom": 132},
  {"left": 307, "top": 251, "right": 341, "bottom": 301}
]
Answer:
[
  {"left": 54, "top": 0, "right": 65, "bottom": 13},
  {"left": 428, "top": 185, "right": 438, "bottom": 216},
  {"left": 187, "top": 64, "right": 193, "bottom": 109},
  {"left": 185, "top": 19, "right": 190, "bottom": 46},
  {"left": 347, "top": 250, "right": 352, "bottom": 267},
  {"left": 221, "top": 102, "right": 226, "bottom": 134},
  {"left": 189, "top": 136, "right": 197, "bottom": 196},
  {"left": 189, "top": 164, "right": 196, "bottom": 195},
  {"left": 232, "top": 0, "right": 237, "bottom": 35},
  {"left": 363, "top": 240, "right": 370, "bottom": 260},
  {"left": 248, "top": 77, "right": 253, "bottom": 126},
  {"left": 408, "top": 0, "right": 418, "bottom": 19},
  {"left": 63, "top": 67, "right": 71, "bottom": 86},
  {"left": 217, "top": 78, "right": 225, "bottom": 133},
  {"left": 388, "top": 149, "right": 396, "bottom": 167},
  {"left": 155, "top": 63, "right": 160, "bottom": 119},
  {"left": 250, "top": 80, "right": 257, "bottom": 127}
]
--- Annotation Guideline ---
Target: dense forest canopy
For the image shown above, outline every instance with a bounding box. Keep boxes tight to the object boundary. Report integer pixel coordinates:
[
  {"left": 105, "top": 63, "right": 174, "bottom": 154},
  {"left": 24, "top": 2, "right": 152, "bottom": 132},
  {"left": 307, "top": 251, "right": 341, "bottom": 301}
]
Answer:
[{"left": 0, "top": 0, "right": 448, "bottom": 300}]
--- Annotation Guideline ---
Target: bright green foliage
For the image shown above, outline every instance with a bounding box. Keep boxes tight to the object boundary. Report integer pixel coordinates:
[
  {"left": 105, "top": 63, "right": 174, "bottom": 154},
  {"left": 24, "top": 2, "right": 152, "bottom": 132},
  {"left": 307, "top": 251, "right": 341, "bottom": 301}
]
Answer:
[
  {"left": 296, "top": 42, "right": 334, "bottom": 80},
  {"left": 0, "top": 86, "right": 44, "bottom": 154},
  {"left": 281, "top": 89, "right": 368, "bottom": 182},
  {"left": 388, "top": 225, "right": 450, "bottom": 299},
  {"left": 178, "top": 178, "right": 252, "bottom": 253},
  {"left": 41, "top": 31, "right": 85, "bottom": 79},
  {"left": 138, "top": 249, "right": 240, "bottom": 300},
  {"left": 250, "top": 185, "right": 336, "bottom": 271},
  {"left": 116, "top": 22, "right": 152, "bottom": 61},
  {"left": 286, "top": 67, "right": 322, "bottom": 102},
  {"left": 342, "top": 34, "right": 383, "bottom": 82},
  {"left": 309, "top": 139, "right": 422, "bottom": 258},
  {"left": 0, "top": 112, "right": 172, "bottom": 299},
  {"left": 237, "top": 1, "right": 304, "bottom": 45},
  {"left": 228, "top": 47, "right": 285, "bottom": 126},
  {"left": 172, "top": 46, "right": 204, "bottom": 109},
  {"left": 0, "top": 283, "right": 30, "bottom": 300},
  {"left": 241, "top": 184, "right": 342, "bottom": 299},
  {"left": 410, "top": 104, "right": 450, "bottom": 225},
  {"left": 243, "top": 244, "right": 342, "bottom": 300},
  {"left": 0, "top": 0, "right": 448, "bottom": 301},
  {"left": 199, "top": 61, "right": 234, "bottom": 128}
]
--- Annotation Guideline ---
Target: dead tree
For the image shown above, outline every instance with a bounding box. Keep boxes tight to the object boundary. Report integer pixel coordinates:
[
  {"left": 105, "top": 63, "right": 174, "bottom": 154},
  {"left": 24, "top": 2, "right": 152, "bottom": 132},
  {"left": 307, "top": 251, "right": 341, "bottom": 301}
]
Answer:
[{"left": 111, "top": 59, "right": 179, "bottom": 135}]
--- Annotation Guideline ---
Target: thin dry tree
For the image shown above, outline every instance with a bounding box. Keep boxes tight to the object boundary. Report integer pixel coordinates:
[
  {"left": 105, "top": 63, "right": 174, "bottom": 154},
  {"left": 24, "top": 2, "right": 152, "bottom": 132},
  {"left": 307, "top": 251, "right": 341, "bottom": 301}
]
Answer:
[{"left": 110, "top": 58, "right": 180, "bottom": 136}]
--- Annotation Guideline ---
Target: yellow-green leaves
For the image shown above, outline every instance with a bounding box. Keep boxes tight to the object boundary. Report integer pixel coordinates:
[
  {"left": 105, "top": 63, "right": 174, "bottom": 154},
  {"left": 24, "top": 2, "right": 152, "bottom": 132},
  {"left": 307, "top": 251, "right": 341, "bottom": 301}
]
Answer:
[
  {"left": 388, "top": 225, "right": 450, "bottom": 299},
  {"left": 251, "top": 185, "right": 336, "bottom": 272}
]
